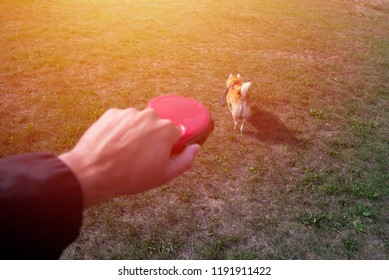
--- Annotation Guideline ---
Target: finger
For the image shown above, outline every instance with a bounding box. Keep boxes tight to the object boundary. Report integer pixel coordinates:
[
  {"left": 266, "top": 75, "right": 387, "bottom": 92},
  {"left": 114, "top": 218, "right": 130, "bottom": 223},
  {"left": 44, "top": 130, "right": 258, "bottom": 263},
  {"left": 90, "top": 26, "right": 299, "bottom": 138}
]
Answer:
[
  {"left": 141, "top": 108, "right": 181, "bottom": 144},
  {"left": 159, "top": 119, "right": 182, "bottom": 143},
  {"left": 90, "top": 108, "right": 137, "bottom": 133},
  {"left": 139, "top": 107, "right": 159, "bottom": 121},
  {"left": 162, "top": 144, "right": 201, "bottom": 182},
  {"left": 97, "top": 108, "right": 139, "bottom": 142}
]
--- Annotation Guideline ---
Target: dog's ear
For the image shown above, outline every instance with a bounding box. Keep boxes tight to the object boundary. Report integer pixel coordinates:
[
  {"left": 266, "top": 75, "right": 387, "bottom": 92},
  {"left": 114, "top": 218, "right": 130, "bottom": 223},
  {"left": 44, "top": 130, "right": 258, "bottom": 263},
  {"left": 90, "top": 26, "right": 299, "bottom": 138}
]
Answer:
[
  {"left": 229, "top": 73, "right": 233, "bottom": 78},
  {"left": 237, "top": 73, "right": 241, "bottom": 78}
]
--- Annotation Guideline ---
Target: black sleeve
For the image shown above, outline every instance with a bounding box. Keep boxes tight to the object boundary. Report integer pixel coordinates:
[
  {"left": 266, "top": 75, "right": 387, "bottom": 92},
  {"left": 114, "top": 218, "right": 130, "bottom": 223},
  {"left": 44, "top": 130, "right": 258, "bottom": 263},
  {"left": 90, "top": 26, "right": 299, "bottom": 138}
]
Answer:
[{"left": 0, "top": 152, "right": 83, "bottom": 259}]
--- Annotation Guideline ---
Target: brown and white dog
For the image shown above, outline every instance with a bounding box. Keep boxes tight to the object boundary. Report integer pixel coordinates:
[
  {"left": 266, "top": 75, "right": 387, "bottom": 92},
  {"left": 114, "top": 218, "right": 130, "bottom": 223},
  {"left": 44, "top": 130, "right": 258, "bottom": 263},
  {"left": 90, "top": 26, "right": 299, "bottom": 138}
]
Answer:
[{"left": 225, "top": 73, "right": 252, "bottom": 133}]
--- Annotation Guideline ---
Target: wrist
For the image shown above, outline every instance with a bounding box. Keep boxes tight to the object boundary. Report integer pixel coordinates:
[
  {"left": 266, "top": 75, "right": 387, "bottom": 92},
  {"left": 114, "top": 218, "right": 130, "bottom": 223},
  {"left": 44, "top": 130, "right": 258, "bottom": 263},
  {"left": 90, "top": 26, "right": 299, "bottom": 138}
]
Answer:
[{"left": 58, "top": 151, "right": 105, "bottom": 208}]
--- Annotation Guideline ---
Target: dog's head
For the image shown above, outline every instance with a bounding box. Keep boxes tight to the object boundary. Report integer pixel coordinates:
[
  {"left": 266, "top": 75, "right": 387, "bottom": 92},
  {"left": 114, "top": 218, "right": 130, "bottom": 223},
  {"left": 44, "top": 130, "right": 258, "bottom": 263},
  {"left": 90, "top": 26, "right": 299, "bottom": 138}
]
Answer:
[
  {"left": 226, "top": 73, "right": 252, "bottom": 99},
  {"left": 226, "top": 73, "right": 243, "bottom": 89}
]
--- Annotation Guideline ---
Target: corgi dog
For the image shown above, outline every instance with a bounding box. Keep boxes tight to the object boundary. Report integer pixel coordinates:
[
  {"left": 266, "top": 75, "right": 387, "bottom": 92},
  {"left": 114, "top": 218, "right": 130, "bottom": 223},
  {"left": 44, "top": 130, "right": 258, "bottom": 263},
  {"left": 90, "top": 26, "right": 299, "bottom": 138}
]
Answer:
[{"left": 225, "top": 73, "right": 252, "bottom": 132}]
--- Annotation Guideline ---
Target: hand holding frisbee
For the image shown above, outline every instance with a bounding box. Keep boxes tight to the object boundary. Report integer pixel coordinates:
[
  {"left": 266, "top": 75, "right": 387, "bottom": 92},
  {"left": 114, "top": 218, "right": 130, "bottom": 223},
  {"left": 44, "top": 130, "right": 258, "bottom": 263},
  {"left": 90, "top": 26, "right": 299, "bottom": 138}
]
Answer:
[{"left": 148, "top": 95, "right": 214, "bottom": 154}]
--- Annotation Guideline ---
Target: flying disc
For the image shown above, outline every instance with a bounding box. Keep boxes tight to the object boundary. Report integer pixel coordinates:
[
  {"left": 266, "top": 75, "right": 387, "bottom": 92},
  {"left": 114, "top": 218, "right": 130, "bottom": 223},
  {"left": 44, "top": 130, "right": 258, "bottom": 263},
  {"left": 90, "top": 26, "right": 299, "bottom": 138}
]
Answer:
[{"left": 148, "top": 95, "right": 214, "bottom": 154}]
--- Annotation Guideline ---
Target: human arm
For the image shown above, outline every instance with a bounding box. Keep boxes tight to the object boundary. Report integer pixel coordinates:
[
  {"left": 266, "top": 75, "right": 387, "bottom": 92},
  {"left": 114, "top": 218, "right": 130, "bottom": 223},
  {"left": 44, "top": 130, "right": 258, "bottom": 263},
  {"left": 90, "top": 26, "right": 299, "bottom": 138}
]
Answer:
[
  {"left": 58, "top": 107, "right": 200, "bottom": 208},
  {"left": 0, "top": 107, "right": 200, "bottom": 259},
  {"left": 0, "top": 153, "right": 83, "bottom": 259}
]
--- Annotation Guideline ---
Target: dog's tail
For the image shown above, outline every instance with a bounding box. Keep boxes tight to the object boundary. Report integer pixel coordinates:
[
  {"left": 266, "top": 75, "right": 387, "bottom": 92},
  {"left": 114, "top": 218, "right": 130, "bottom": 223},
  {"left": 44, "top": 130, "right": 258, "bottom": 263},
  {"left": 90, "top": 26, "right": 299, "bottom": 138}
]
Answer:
[{"left": 241, "top": 82, "right": 251, "bottom": 100}]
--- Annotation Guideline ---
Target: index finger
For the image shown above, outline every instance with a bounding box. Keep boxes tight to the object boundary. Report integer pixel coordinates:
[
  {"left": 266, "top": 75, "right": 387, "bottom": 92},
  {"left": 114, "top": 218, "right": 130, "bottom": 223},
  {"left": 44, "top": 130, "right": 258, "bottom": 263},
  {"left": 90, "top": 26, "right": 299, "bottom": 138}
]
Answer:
[{"left": 157, "top": 118, "right": 182, "bottom": 145}]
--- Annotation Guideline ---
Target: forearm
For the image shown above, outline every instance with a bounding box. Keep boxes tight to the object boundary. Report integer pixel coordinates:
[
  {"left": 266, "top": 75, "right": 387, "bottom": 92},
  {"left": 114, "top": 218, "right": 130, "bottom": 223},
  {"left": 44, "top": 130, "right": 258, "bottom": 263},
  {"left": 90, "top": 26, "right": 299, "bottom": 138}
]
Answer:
[{"left": 0, "top": 153, "right": 83, "bottom": 259}]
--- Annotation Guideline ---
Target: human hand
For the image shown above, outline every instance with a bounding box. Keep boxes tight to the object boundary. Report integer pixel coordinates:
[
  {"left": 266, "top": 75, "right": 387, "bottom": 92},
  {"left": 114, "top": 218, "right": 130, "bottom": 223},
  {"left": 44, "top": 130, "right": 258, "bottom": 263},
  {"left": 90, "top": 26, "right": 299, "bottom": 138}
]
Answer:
[{"left": 59, "top": 108, "right": 200, "bottom": 208}]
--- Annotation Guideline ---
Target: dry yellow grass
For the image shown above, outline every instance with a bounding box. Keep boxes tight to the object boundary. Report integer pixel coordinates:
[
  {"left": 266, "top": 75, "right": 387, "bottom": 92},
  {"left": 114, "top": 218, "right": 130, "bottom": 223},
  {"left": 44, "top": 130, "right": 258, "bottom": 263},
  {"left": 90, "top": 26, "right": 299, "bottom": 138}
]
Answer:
[{"left": 1, "top": 0, "right": 388, "bottom": 259}]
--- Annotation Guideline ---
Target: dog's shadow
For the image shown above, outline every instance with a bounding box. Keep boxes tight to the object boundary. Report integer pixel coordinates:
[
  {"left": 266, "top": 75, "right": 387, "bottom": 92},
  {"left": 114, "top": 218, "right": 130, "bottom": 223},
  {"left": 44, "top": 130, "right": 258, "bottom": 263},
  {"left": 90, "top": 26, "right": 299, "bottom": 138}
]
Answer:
[{"left": 247, "top": 105, "right": 302, "bottom": 145}]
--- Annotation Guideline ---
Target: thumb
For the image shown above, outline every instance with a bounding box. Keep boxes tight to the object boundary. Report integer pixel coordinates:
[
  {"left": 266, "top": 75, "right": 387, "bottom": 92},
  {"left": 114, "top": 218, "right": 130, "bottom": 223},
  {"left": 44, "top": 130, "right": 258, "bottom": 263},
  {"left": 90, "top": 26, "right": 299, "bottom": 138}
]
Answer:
[{"left": 163, "top": 144, "right": 201, "bottom": 181}]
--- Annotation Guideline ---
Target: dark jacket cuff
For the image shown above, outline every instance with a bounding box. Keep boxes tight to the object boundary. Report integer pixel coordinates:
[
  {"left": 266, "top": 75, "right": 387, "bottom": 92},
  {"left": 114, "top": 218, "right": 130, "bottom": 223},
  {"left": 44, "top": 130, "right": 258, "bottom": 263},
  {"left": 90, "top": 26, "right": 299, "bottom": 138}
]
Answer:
[{"left": 0, "top": 152, "right": 83, "bottom": 259}]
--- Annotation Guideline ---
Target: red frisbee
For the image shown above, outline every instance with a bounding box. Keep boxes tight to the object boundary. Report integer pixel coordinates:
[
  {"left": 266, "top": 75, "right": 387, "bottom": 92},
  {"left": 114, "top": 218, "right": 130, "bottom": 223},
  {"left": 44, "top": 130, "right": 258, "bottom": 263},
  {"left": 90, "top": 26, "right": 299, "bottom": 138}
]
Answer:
[{"left": 148, "top": 95, "right": 214, "bottom": 154}]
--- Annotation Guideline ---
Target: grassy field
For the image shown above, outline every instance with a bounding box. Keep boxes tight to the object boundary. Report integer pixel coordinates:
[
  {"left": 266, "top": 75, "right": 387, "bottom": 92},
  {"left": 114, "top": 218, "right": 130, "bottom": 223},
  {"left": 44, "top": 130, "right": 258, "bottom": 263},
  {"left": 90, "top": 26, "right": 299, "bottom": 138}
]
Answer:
[{"left": 1, "top": 0, "right": 388, "bottom": 259}]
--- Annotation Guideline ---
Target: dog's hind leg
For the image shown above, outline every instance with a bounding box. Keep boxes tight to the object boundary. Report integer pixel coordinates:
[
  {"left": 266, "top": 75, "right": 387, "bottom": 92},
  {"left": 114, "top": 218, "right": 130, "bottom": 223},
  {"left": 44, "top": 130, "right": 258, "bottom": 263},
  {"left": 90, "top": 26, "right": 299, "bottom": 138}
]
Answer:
[
  {"left": 227, "top": 102, "right": 233, "bottom": 113},
  {"left": 240, "top": 118, "right": 246, "bottom": 133},
  {"left": 232, "top": 115, "right": 238, "bottom": 130}
]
